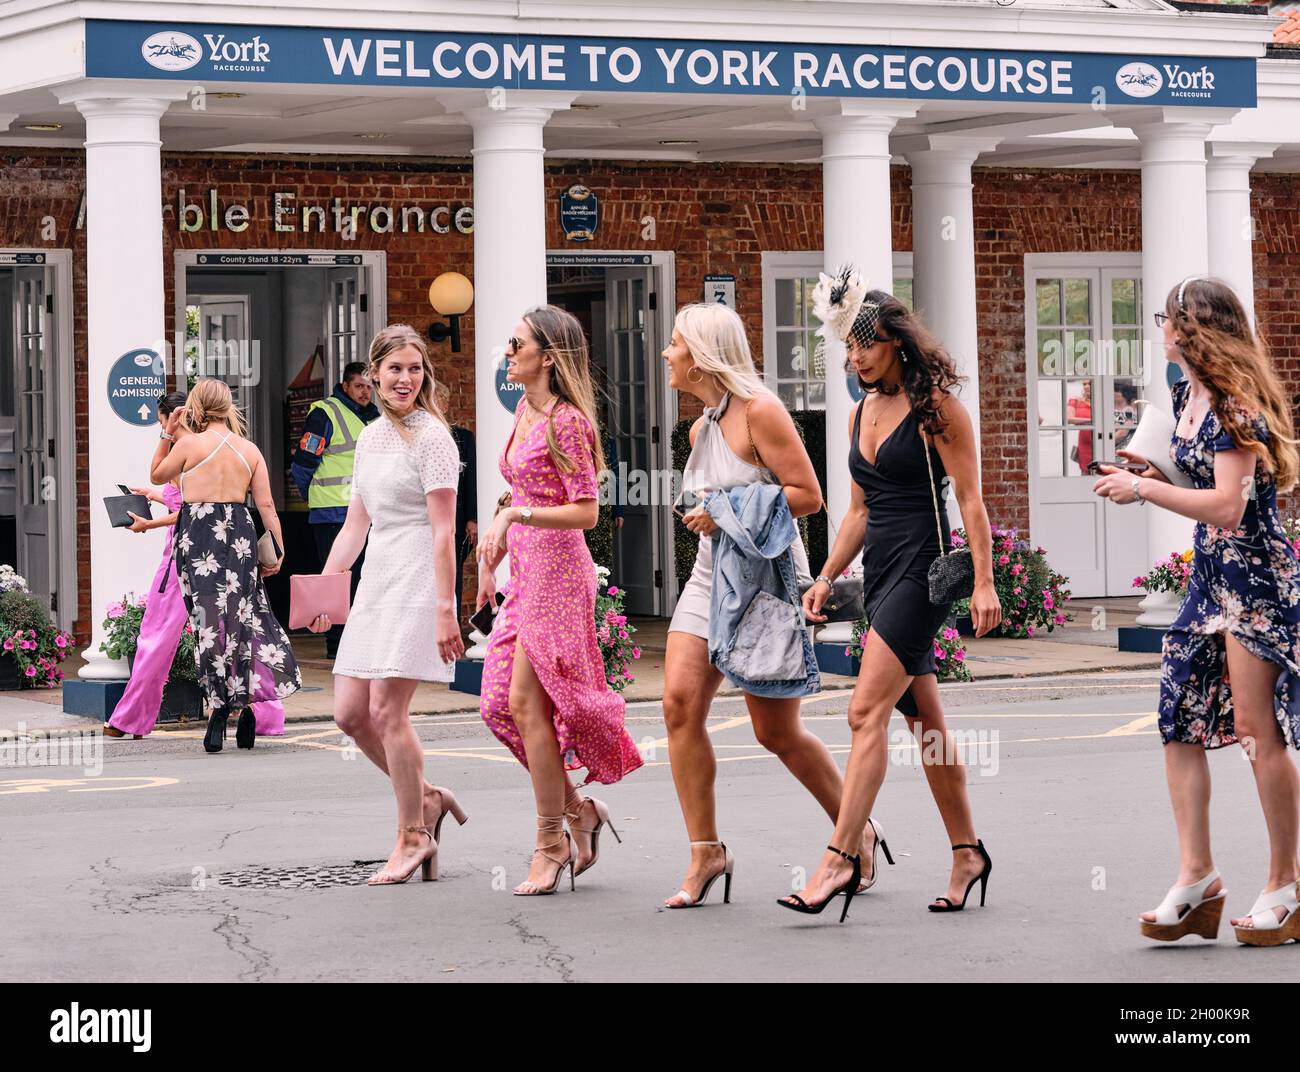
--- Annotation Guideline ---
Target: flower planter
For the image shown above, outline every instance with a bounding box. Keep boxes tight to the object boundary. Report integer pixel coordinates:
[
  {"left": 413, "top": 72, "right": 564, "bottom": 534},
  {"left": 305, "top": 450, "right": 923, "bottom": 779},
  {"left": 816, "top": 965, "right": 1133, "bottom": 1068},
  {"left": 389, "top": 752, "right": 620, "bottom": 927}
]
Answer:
[
  {"left": 126, "top": 652, "right": 203, "bottom": 723},
  {"left": 0, "top": 651, "right": 21, "bottom": 690}
]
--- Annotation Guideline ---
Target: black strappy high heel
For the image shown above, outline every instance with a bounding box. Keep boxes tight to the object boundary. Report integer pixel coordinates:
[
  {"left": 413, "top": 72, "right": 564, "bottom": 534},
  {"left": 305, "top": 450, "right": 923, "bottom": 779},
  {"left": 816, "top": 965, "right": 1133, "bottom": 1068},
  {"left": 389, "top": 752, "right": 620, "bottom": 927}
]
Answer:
[
  {"left": 203, "top": 711, "right": 229, "bottom": 754},
  {"left": 235, "top": 708, "right": 256, "bottom": 750},
  {"left": 928, "top": 840, "right": 992, "bottom": 912},
  {"left": 777, "top": 845, "right": 862, "bottom": 923}
]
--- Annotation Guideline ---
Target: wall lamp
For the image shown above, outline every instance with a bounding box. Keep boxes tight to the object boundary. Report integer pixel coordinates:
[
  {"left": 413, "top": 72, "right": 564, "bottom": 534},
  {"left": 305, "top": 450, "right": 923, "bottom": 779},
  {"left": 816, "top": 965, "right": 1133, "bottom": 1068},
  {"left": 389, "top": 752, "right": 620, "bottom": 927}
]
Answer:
[{"left": 427, "top": 272, "right": 474, "bottom": 353}]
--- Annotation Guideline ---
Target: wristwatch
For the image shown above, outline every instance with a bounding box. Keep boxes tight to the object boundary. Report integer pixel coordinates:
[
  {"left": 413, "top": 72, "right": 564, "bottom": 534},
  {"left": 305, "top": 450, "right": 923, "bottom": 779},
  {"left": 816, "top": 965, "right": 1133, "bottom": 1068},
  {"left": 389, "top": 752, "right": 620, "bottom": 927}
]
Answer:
[
  {"left": 519, "top": 506, "right": 534, "bottom": 525},
  {"left": 1131, "top": 477, "right": 1145, "bottom": 504},
  {"left": 159, "top": 431, "right": 175, "bottom": 442}
]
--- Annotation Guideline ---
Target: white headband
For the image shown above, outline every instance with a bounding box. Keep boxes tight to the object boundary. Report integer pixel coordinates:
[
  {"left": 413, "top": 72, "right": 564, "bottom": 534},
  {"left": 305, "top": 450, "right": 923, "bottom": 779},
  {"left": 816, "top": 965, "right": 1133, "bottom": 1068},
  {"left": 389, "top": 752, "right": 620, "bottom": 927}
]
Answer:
[{"left": 1176, "top": 276, "right": 1206, "bottom": 309}]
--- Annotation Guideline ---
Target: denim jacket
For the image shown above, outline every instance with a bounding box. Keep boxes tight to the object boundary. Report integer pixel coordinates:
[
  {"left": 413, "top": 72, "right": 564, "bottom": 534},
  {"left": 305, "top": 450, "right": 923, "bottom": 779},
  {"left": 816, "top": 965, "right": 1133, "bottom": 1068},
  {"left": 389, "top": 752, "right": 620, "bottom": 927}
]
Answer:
[{"left": 703, "top": 482, "right": 820, "bottom": 698}]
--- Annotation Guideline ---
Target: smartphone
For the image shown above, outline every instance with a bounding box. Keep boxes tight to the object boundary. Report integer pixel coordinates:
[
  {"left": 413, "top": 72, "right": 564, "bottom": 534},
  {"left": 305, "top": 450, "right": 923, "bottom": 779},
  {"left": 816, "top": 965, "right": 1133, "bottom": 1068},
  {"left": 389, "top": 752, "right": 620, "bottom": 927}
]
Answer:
[
  {"left": 468, "top": 593, "right": 504, "bottom": 635},
  {"left": 1086, "top": 460, "right": 1148, "bottom": 475}
]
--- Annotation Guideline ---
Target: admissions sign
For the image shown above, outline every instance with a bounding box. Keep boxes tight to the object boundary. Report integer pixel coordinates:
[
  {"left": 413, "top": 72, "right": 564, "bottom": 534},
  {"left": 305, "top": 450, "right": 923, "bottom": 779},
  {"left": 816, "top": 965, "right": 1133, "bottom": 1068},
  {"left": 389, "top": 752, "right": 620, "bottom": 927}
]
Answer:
[{"left": 86, "top": 20, "right": 1257, "bottom": 108}]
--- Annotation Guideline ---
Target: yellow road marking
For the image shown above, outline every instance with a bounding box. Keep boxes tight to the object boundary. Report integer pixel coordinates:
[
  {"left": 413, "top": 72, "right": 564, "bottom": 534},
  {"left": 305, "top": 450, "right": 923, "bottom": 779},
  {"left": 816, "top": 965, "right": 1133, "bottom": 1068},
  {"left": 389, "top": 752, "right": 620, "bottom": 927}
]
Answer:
[{"left": 1103, "top": 714, "right": 1160, "bottom": 736}]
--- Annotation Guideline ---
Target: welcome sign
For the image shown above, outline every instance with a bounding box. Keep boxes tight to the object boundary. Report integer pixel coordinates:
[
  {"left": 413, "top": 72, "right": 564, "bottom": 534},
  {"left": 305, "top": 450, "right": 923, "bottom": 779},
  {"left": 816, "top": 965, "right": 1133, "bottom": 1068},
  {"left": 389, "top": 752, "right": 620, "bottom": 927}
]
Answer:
[{"left": 86, "top": 20, "right": 1256, "bottom": 108}]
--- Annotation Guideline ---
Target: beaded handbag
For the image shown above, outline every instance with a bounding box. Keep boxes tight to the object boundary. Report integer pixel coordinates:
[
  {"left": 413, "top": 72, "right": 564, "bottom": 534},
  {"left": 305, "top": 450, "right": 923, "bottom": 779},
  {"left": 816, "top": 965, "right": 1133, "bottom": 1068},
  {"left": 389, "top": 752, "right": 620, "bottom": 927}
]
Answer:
[{"left": 922, "top": 428, "right": 974, "bottom": 605}]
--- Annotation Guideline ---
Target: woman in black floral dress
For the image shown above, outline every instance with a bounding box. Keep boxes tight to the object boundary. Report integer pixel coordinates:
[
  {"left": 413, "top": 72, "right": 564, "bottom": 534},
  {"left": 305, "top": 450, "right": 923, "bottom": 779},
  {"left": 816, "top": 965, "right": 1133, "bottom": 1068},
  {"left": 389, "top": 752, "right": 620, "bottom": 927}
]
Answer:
[
  {"left": 150, "top": 379, "right": 302, "bottom": 753},
  {"left": 1094, "top": 277, "right": 1300, "bottom": 946}
]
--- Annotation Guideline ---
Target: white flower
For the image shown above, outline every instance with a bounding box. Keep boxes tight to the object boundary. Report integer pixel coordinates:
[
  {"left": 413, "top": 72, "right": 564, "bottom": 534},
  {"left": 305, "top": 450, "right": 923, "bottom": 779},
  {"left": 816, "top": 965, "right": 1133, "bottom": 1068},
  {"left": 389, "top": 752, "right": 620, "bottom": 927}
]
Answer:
[
  {"left": 258, "top": 643, "right": 286, "bottom": 669},
  {"left": 192, "top": 502, "right": 214, "bottom": 519},
  {"left": 225, "top": 570, "right": 241, "bottom": 593},
  {"left": 211, "top": 516, "right": 231, "bottom": 543},
  {"left": 196, "top": 625, "right": 217, "bottom": 653},
  {"left": 178, "top": 532, "right": 193, "bottom": 554},
  {"left": 232, "top": 537, "right": 252, "bottom": 560},
  {"left": 192, "top": 553, "right": 220, "bottom": 578},
  {"left": 276, "top": 680, "right": 296, "bottom": 698}
]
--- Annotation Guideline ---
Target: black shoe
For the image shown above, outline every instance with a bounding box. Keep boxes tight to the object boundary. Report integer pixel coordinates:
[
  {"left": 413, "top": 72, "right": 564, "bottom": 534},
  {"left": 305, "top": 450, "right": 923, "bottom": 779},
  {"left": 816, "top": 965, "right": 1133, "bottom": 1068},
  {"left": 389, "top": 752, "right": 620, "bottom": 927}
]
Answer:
[
  {"left": 236, "top": 708, "right": 256, "bottom": 750},
  {"left": 777, "top": 845, "right": 862, "bottom": 923},
  {"left": 203, "top": 711, "right": 229, "bottom": 754},
  {"left": 928, "top": 840, "right": 992, "bottom": 912}
]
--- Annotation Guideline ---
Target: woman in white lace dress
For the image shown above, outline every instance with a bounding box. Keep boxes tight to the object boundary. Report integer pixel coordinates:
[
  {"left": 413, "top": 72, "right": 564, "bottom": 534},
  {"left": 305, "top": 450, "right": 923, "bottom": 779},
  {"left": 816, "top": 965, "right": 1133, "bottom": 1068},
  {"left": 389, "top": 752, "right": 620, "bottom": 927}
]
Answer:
[{"left": 309, "top": 324, "right": 468, "bottom": 886}]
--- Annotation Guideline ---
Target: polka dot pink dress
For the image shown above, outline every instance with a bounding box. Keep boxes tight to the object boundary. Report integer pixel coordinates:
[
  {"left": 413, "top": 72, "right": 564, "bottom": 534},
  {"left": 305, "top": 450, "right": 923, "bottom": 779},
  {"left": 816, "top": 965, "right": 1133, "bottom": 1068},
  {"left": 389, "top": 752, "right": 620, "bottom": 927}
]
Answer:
[{"left": 478, "top": 403, "right": 643, "bottom": 786}]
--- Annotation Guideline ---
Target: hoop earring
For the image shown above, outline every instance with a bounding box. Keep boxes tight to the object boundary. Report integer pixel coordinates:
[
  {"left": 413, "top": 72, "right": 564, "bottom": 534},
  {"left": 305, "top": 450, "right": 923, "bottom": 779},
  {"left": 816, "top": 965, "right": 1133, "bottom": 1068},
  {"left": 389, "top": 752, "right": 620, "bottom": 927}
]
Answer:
[{"left": 687, "top": 366, "right": 704, "bottom": 384}]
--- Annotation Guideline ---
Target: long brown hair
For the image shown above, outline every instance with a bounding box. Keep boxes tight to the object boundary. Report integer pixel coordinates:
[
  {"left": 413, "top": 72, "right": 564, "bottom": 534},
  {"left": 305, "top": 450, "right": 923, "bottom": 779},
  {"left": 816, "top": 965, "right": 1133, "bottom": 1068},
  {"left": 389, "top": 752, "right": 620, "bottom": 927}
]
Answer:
[
  {"left": 181, "top": 378, "right": 246, "bottom": 436},
  {"left": 1166, "top": 277, "right": 1298, "bottom": 491},
  {"left": 850, "top": 289, "right": 964, "bottom": 435},
  {"left": 367, "top": 323, "right": 449, "bottom": 441},
  {"left": 521, "top": 305, "right": 607, "bottom": 474}
]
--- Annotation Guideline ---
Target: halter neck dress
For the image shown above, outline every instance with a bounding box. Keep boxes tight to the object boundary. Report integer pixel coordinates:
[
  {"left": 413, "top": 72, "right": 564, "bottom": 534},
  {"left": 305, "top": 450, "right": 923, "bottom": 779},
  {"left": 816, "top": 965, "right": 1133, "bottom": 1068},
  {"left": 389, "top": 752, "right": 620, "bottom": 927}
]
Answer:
[
  {"left": 669, "top": 392, "right": 812, "bottom": 640},
  {"left": 850, "top": 397, "right": 953, "bottom": 716}
]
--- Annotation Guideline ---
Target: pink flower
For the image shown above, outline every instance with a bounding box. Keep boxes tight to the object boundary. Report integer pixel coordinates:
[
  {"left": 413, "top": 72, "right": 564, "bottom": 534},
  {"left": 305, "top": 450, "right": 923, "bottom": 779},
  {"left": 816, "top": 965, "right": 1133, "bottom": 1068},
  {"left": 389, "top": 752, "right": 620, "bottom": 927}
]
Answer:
[
  {"left": 631, "top": 647, "right": 641, "bottom": 659},
  {"left": 21, "top": 640, "right": 35, "bottom": 651},
  {"left": 934, "top": 644, "right": 946, "bottom": 660},
  {"left": 844, "top": 646, "right": 852, "bottom": 656},
  {"left": 618, "top": 630, "right": 628, "bottom": 640},
  {"left": 1055, "top": 614, "right": 1066, "bottom": 625},
  {"left": 954, "top": 649, "right": 965, "bottom": 661},
  {"left": 1027, "top": 624, "right": 1035, "bottom": 636},
  {"left": 106, "top": 602, "right": 124, "bottom": 619},
  {"left": 23, "top": 665, "right": 35, "bottom": 677},
  {"left": 2, "top": 639, "right": 11, "bottom": 652},
  {"left": 54, "top": 634, "right": 68, "bottom": 649},
  {"left": 608, "top": 586, "right": 620, "bottom": 595},
  {"left": 942, "top": 627, "right": 958, "bottom": 641},
  {"left": 998, "top": 554, "right": 1010, "bottom": 566},
  {"left": 1010, "top": 563, "right": 1023, "bottom": 576}
]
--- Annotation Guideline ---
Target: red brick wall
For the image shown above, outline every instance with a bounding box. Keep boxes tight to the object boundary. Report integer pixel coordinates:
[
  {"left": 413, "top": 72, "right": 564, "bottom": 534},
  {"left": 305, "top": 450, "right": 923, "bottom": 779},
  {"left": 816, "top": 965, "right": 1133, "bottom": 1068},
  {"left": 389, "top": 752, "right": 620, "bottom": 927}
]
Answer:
[{"left": 2, "top": 147, "right": 1298, "bottom": 637}]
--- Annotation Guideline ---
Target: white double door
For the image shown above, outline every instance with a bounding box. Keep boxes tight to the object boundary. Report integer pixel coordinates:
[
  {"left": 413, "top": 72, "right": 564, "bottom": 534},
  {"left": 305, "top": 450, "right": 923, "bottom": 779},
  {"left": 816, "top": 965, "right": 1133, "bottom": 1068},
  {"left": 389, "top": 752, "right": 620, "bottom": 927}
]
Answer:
[{"left": 1026, "top": 258, "right": 1149, "bottom": 597}]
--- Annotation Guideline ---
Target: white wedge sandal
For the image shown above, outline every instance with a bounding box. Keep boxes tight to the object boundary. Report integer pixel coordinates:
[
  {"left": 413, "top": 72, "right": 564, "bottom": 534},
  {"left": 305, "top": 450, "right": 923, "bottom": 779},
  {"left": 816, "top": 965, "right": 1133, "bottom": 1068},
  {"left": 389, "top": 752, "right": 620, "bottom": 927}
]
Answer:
[
  {"left": 1234, "top": 879, "right": 1300, "bottom": 947},
  {"left": 1140, "top": 870, "right": 1227, "bottom": 941}
]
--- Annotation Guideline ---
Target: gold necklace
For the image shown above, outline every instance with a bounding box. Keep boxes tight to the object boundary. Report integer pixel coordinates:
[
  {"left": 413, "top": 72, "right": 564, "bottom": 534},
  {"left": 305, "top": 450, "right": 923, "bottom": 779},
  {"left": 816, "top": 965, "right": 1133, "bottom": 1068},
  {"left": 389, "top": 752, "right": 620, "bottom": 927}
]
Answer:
[{"left": 872, "top": 392, "right": 903, "bottom": 427}]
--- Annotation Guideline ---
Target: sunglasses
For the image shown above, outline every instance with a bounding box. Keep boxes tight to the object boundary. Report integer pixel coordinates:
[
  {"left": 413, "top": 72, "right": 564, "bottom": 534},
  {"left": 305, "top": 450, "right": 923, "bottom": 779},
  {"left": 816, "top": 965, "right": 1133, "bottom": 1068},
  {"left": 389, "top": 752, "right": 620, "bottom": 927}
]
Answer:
[{"left": 506, "top": 336, "right": 524, "bottom": 354}]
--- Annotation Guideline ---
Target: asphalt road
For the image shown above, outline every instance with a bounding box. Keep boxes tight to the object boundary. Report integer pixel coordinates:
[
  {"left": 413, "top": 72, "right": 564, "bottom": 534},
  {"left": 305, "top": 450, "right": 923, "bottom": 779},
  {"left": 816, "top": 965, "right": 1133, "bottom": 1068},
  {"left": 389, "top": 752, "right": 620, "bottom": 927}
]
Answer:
[{"left": 3, "top": 670, "right": 1298, "bottom": 982}]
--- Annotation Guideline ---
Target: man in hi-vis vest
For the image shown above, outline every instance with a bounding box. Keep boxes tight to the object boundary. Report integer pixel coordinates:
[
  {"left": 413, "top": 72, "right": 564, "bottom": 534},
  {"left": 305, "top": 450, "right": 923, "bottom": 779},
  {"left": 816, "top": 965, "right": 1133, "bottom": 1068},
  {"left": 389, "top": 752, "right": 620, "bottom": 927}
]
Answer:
[{"left": 291, "top": 361, "right": 379, "bottom": 657}]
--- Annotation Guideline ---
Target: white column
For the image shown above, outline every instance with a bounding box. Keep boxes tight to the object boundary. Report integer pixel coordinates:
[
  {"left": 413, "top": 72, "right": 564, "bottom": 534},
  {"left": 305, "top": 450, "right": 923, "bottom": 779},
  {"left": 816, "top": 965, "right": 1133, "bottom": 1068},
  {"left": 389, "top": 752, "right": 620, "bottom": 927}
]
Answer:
[
  {"left": 814, "top": 103, "right": 917, "bottom": 531},
  {"left": 904, "top": 134, "right": 1000, "bottom": 475},
  {"left": 1206, "top": 142, "right": 1275, "bottom": 328},
  {"left": 447, "top": 93, "right": 573, "bottom": 569},
  {"left": 55, "top": 82, "right": 186, "bottom": 679},
  {"left": 1125, "top": 110, "right": 1234, "bottom": 621}
]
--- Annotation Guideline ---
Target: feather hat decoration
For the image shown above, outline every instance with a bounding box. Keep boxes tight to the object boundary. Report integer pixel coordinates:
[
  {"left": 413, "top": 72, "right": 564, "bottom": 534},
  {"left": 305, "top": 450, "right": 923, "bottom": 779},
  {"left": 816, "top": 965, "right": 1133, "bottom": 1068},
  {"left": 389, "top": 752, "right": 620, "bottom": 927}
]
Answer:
[{"left": 811, "top": 265, "right": 880, "bottom": 367}]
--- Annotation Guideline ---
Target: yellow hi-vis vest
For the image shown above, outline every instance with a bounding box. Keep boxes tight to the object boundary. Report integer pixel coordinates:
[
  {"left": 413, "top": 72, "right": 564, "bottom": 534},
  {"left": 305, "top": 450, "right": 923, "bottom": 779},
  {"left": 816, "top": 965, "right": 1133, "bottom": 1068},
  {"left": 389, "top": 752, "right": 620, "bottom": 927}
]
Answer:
[{"left": 306, "top": 396, "right": 366, "bottom": 511}]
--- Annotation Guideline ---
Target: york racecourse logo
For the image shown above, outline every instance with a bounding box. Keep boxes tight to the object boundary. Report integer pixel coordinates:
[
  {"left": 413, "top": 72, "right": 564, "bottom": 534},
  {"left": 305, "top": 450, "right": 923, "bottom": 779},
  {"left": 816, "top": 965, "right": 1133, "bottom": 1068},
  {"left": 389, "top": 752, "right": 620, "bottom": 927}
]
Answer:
[
  {"left": 50, "top": 1003, "right": 151, "bottom": 1052},
  {"left": 141, "top": 31, "right": 202, "bottom": 71},
  {"left": 1115, "top": 61, "right": 1163, "bottom": 98}
]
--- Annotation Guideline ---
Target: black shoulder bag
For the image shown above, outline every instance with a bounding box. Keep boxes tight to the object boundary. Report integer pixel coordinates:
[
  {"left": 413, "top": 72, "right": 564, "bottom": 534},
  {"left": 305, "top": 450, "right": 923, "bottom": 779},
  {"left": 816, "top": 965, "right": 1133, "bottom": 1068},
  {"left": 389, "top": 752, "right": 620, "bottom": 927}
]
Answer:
[{"left": 922, "top": 427, "right": 974, "bottom": 606}]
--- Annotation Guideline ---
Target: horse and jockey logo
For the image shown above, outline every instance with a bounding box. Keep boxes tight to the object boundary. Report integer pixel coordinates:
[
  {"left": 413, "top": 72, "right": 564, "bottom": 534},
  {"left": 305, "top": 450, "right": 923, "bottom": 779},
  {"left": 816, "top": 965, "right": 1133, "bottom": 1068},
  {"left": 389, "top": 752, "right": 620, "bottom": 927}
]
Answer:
[
  {"left": 1115, "top": 61, "right": 1164, "bottom": 98},
  {"left": 141, "top": 31, "right": 203, "bottom": 72}
]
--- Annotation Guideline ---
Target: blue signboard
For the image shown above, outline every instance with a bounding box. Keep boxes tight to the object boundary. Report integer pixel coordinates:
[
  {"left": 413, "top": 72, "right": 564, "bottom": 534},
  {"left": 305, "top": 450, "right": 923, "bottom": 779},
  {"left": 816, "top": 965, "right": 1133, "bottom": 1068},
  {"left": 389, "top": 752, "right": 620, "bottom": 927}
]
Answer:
[
  {"left": 108, "top": 349, "right": 166, "bottom": 426},
  {"left": 86, "top": 20, "right": 1257, "bottom": 108},
  {"left": 559, "top": 184, "right": 599, "bottom": 242},
  {"left": 496, "top": 362, "right": 523, "bottom": 415}
]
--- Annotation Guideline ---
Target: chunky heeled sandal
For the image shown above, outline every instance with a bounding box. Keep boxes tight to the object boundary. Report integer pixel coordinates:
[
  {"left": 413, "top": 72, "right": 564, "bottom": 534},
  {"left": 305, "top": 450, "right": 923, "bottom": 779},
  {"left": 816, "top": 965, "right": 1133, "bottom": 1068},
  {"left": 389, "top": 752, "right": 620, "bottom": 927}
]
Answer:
[
  {"left": 203, "top": 710, "right": 229, "bottom": 754},
  {"left": 564, "top": 793, "right": 621, "bottom": 878},
  {"left": 859, "top": 817, "right": 895, "bottom": 892},
  {"left": 235, "top": 708, "right": 255, "bottom": 750},
  {"left": 367, "top": 825, "right": 437, "bottom": 886},
  {"left": 1233, "top": 879, "right": 1300, "bottom": 947},
  {"left": 665, "top": 840, "right": 735, "bottom": 909},
  {"left": 428, "top": 785, "right": 469, "bottom": 848},
  {"left": 514, "top": 816, "right": 576, "bottom": 896},
  {"left": 1139, "top": 869, "right": 1225, "bottom": 941},
  {"left": 777, "top": 845, "right": 862, "bottom": 923},
  {"left": 929, "top": 840, "right": 992, "bottom": 912}
]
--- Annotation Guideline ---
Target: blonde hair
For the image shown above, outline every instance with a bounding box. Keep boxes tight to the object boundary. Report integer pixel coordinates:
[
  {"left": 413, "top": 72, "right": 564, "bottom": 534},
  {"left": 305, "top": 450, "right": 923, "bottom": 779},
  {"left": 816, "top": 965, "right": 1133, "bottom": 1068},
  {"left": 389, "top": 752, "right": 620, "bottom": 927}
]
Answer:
[
  {"left": 181, "top": 378, "right": 246, "bottom": 436},
  {"left": 521, "top": 305, "right": 607, "bottom": 474},
  {"left": 674, "top": 302, "right": 768, "bottom": 402},
  {"left": 1167, "top": 278, "right": 1299, "bottom": 491},
  {"left": 367, "top": 324, "right": 449, "bottom": 440}
]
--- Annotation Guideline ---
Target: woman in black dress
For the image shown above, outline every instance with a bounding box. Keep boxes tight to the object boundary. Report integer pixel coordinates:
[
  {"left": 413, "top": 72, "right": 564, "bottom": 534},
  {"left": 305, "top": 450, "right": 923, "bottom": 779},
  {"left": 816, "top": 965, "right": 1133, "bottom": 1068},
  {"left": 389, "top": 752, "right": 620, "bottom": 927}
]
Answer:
[{"left": 781, "top": 274, "right": 1001, "bottom": 921}]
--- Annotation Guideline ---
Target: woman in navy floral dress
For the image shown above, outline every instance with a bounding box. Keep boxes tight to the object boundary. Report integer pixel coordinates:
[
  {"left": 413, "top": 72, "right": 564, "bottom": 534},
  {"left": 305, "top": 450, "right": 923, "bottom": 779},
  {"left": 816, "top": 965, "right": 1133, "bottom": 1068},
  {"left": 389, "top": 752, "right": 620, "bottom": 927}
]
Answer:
[{"left": 1094, "top": 277, "right": 1300, "bottom": 946}]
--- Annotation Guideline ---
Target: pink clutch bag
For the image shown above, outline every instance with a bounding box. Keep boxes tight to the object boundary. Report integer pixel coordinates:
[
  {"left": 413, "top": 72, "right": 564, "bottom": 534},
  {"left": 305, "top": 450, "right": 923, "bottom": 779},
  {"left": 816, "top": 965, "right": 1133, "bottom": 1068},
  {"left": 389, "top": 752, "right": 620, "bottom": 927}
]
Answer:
[{"left": 289, "top": 572, "right": 352, "bottom": 630}]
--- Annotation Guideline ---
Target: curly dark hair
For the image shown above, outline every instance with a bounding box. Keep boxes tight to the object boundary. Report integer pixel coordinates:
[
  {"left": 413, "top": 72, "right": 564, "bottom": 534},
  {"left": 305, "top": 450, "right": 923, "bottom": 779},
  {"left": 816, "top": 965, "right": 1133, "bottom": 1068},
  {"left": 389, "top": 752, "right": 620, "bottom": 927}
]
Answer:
[{"left": 848, "top": 289, "right": 964, "bottom": 435}]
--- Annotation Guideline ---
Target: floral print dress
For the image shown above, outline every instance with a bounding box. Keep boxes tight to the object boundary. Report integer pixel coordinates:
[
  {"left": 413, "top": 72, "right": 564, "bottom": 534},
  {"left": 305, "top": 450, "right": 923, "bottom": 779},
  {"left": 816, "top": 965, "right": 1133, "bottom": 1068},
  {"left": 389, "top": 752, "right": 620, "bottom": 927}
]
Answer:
[
  {"left": 478, "top": 403, "right": 643, "bottom": 785},
  {"left": 1158, "top": 379, "right": 1300, "bottom": 751},
  {"left": 173, "top": 501, "right": 302, "bottom": 720}
]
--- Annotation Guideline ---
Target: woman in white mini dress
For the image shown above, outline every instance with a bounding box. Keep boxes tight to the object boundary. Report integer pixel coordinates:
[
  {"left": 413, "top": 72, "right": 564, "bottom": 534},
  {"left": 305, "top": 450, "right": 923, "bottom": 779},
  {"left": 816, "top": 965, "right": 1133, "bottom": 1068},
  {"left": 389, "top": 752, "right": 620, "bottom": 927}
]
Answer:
[{"left": 309, "top": 324, "right": 468, "bottom": 886}]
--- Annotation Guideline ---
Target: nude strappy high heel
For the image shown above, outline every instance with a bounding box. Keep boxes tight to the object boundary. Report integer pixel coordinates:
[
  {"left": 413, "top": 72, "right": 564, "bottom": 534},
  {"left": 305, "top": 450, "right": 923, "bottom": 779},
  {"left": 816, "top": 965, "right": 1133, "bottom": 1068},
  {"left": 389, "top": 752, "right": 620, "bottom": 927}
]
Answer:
[
  {"left": 564, "top": 793, "right": 621, "bottom": 877},
  {"left": 1233, "top": 878, "right": 1300, "bottom": 947},
  {"left": 665, "top": 840, "right": 735, "bottom": 909},
  {"left": 367, "top": 825, "right": 437, "bottom": 886},
  {"left": 859, "top": 817, "right": 895, "bottom": 892},
  {"left": 1139, "top": 869, "right": 1226, "bottom": 941},
  {"left": 514, "top": 815, "right": 575, "bottom": 896},
  {"left": 428, "top": 785, "right": 469, "bottom": 850}
]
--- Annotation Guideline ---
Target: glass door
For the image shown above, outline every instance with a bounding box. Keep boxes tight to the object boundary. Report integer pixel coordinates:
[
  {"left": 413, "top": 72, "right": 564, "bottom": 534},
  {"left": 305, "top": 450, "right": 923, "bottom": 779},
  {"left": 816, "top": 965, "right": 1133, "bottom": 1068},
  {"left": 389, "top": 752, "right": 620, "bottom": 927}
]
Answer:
[
  {"left": 605, "top": 266, "right": 660, "bottom": 616},
  {"left": 13, "top": 266, "right": 56, "bottom": 611}
]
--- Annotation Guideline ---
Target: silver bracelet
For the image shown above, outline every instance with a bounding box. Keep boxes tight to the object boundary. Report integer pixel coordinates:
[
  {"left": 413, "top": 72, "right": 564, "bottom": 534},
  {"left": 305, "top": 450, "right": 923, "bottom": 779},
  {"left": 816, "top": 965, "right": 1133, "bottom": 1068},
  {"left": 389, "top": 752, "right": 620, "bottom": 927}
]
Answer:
[
  {"left": 1131, "top": 477, "right": 1145, "bottom": 504},
  {"left": 814, "top": 574, "right": 833, "bottom": 587}
]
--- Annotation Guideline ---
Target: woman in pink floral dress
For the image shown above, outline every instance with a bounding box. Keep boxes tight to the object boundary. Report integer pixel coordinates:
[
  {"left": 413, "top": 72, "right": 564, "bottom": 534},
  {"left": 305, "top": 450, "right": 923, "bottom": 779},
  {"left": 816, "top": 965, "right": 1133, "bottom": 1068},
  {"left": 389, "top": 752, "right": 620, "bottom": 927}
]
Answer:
[{"left": 476, "top": 305, "right": 643, "bottom": 896}]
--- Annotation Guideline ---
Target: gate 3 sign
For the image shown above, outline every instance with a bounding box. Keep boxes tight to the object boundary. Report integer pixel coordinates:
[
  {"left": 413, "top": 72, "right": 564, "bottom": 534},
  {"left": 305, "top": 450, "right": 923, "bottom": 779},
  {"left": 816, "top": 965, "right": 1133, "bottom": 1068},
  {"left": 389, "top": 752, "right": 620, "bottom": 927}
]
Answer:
[{"left": 108, "top": 350, "right": 166, "bottom": 426}]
